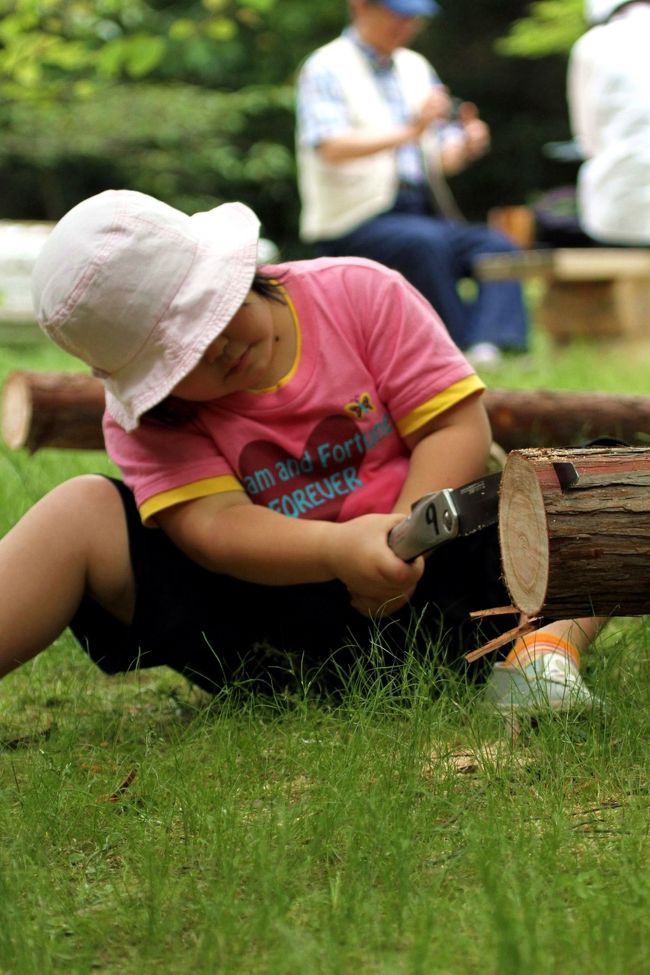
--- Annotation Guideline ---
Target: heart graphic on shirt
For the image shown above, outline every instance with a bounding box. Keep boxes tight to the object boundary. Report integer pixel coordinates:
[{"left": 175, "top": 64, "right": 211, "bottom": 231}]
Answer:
[{"left": 238, "top": 414, "right": 364, "bottom": 520}]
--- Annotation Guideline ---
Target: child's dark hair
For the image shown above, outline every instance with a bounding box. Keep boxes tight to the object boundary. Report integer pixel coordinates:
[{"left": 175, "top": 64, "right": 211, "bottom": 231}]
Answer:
[
  {"left": 252, "top": 269, "right": 285, "bottom": 303},
  {"left": 143, "top": 269, "right": 284, "bottom": 425}
]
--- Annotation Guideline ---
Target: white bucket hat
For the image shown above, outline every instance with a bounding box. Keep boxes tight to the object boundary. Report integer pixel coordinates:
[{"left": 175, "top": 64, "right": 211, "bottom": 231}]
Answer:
[{"left": 32, "top": 189, "right": 260, "bottom": 431}]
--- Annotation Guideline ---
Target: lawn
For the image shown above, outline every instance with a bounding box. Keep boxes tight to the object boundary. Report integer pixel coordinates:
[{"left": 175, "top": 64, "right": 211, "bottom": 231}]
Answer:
[{"left": 0, "top": 320, "right": 649, "bottom": 974}]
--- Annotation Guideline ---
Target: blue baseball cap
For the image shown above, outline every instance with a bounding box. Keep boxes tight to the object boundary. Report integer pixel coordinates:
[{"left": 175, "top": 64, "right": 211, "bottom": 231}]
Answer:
[{"left": 380, "top": 0, "right": 440, "bottom": 15}]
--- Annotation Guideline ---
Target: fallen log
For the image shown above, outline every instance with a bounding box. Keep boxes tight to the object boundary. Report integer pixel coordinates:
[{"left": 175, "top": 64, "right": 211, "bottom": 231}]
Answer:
[
  {"left": 484, "top": 387, "right": 650, "bottom": 451},
  {"left": 1, "top": 370, "right": 105, "bottom": 452},
  {"left": 1, "top": 370, "right": 650, "bottom": 453},
  {"left": 498, "top": 446, "right": 650, "bottom": 619}
]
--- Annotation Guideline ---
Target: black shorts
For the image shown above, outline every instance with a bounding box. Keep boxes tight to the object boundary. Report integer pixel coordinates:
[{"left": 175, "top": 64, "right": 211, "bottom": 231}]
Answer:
[{"left": 70, "top": 478, "right": 514, "bottom": 693}]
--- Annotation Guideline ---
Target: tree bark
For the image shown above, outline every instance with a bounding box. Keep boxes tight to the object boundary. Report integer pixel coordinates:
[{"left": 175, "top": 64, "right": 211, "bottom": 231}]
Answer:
[
  {"left": 484, "top": 387, "right": 650, "bottom": 450},
  {"left": 1, "top": 370, "right": 650, "bottom": 453},
  {"left": 498, "top": 446, "right": 650, "bottom": 619}
]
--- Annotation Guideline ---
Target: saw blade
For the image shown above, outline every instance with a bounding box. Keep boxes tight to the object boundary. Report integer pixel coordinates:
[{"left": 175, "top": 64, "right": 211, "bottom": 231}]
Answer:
[{"left": 451, "top": 472, "right": 501, "bottom": 536}]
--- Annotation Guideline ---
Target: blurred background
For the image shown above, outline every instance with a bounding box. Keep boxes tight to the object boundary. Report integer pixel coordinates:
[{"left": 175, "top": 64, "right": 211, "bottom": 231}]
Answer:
[{"left": 0, "top": 0, "right": 585, "bottom": 257}]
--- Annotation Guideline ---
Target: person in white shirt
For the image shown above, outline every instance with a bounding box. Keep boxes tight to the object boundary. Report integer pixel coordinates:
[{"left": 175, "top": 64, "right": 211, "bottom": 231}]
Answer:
[{"left": 568, "top": 0, "right": 650, "bottom": 244}]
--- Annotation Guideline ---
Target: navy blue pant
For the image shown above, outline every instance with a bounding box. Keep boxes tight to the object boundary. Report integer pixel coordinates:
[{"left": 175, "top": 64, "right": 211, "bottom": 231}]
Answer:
[{"left": 316, "top": 188, "right": 528, "bottom": 352}]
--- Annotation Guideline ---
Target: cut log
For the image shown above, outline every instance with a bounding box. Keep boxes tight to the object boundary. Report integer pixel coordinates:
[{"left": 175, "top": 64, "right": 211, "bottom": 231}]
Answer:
[
  {"left": 2, "top": 371, "right": 650, "bottom": 454},
  {"left": 1, "top": 371, "right": 106, "bottom": 452},
  {"left": 498, "top": 446, "right": 650, "bottom": 619}
]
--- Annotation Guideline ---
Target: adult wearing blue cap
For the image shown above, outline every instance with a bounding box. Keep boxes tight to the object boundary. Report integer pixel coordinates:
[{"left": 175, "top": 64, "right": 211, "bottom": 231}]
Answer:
[{"left": 295, "top": 0, "right": 528, "bottom": 367}]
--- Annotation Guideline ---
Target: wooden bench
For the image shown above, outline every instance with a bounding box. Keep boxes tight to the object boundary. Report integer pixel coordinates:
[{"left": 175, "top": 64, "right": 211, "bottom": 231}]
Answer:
[
  {"left": 0, "top": 220, "right": 54, "bottom": 341},
  {"left": 475, "top": 247, "right": 650, "bottom": 343}
]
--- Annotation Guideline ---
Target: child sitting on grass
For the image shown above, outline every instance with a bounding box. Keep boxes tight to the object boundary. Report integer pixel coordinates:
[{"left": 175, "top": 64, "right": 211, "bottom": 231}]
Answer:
[{"left": 0, "top": 190, "right": 601, "bottom": 709}]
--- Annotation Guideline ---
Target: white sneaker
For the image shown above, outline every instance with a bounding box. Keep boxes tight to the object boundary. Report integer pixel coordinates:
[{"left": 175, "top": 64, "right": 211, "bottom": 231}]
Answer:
[
  {"left": 465, "top": 342, "right": 503, "bottom": 368},
  {"left": 484, "top": 650, "right": 595, "bottom": 714}
]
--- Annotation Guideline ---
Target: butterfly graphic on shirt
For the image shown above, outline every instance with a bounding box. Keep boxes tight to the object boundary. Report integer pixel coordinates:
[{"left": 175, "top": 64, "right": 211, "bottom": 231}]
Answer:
[{"left": 344, "top": 392, "right": 375, "bottom": 420}]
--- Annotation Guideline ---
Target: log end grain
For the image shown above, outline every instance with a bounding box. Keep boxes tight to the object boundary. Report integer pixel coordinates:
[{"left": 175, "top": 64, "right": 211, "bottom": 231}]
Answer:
[
  {"left": 1, "top": 373, "right": 31, "bottom": 449},
  {"left": 0, "top": 370, "right": 106, "bottom": 452},
  {"left": 498, "top": 452, "right": 550, "bottom": 617}
]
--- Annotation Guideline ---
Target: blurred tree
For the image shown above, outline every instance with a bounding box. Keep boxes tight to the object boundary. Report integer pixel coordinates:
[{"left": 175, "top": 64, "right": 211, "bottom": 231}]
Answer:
[
  {"left": 0, "top": 0, "right": 342, "bottom": 98},
  {"left": 0, "top": 0, "right": 344, "bottom": 253},
  {"left": 0, "top": 82, "right": 296, "bottom": 237},
  {"left": 0, "top": 0, "right": 166, "bottom": 99},
  {"left": 497, "top": 1, "right": 585, "bottom": 59},
  {"left": 0, "top": 1, "right": 592, "bottom": 250}
]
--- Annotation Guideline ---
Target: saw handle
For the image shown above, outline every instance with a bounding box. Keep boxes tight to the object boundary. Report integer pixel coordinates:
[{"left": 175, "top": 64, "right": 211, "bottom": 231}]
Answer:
[{"left": 387, "top": 489, "right": 459, "bottom": 562}]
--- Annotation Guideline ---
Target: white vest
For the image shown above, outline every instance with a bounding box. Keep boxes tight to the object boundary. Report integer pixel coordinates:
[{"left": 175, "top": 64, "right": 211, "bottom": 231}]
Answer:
[{"left": 297, "top": 36, "right": 440, "bottom": 242}]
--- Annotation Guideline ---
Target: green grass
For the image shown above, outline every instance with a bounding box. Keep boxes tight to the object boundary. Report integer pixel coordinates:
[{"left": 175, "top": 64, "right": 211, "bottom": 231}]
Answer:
[{"left": 0, "top": 320, "right": 649, "bottom": 974}]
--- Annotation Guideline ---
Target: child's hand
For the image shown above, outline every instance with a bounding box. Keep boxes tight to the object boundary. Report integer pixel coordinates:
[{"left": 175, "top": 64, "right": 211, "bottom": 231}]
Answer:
[{"left": 326, "top": 514, "right": 425, "bottom": 617}]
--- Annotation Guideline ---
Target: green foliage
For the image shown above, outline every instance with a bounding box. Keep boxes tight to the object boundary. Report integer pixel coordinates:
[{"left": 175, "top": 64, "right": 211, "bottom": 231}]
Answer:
[
  {"left": 0, "top": 0, "right": 345, "bottom": 100},
  {"left": 497, "top": 0, "right": 586, "bottom": 58},
  {"left": 0, "top": 0, "right": 345, "bottom": 248},
  {"left": 0, "top": 0, "right": 327, "bottom": 100},
  {"left": 0, "top": 616, "right": 649, "bottom": 973},
  {"left": 0, "top": 80, "right": 297, "bottom": 244},
  {"left": 0, "top": 0, "right": 158, "bottom": 98},
  {"left": 0, "top": 81, "right": 294, "bottom": 178}
]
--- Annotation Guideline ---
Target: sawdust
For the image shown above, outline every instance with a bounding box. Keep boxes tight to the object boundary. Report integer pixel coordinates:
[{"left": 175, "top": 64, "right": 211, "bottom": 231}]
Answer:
[{"left": 424, "top": 739, "right": 534, "bottom": 777}]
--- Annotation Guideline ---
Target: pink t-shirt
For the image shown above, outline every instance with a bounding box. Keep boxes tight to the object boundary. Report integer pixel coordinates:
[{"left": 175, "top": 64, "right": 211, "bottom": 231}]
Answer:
[{"left": 104, "top": 258, "right": 484, "bottom": 524}]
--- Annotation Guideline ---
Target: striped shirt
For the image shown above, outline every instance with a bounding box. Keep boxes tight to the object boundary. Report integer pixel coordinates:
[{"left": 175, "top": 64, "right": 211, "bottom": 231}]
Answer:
[{"left": 296, "top": 28, "right": 442, "bottom": 186}]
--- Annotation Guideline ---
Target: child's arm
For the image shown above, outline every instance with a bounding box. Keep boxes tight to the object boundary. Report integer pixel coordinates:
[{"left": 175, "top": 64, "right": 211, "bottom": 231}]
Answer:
[
  {"left": 157, "top": 394, "right": 489, "bottom": 617},
  {"left": 343, "top": 394, "right": 490, "bottom": 614},
  {"left": 157, "top": 493, "right": 424, "bottom": 617},
  {"left": 392, "top": 394, "right": 492, "bottom": 516}
]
